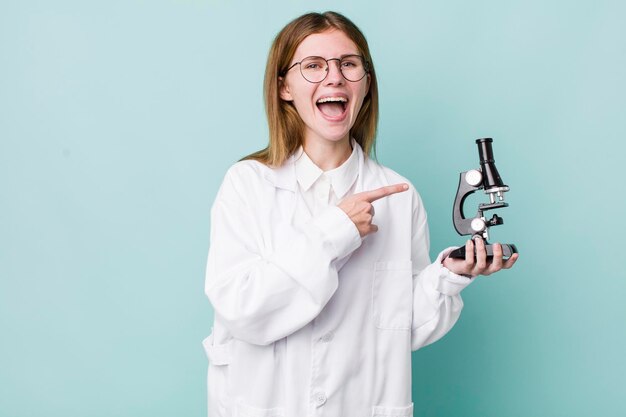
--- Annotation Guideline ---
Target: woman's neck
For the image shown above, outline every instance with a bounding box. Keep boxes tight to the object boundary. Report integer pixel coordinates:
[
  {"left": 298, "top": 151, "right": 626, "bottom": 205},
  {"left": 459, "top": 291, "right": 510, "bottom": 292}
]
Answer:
[{"left": 302, "top": 137, "right": 352, "bottom": 171}]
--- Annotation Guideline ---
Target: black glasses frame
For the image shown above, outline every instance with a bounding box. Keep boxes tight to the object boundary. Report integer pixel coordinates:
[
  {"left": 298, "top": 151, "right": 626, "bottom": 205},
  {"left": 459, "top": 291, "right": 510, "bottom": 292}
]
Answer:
[{"left": 281, "top": 55, "right": 370, "bottom": 83}]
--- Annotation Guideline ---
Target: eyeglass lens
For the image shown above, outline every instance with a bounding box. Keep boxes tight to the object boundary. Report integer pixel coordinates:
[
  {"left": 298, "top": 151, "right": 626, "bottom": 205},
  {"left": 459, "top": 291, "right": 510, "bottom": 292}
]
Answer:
[{"left": 299, "top": 55, "right": 367, "bottom": 83}]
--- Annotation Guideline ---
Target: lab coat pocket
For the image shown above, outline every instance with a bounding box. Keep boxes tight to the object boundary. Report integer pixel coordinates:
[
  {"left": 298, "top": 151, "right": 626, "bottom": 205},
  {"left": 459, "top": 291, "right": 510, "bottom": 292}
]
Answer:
[
  {"left": 372, "top": 402, "right": 414, "bottom": 417},
  {"left": 372, "top": 260, "right": 413, "bottom": 330},
  {"left": 203, "top": 333, "right": 233, "bottom": 415},
  {"left": 203, "top": 333, "right": 232, "bottom": 366},
  {"left": 235, "top": 401, "right": 285, "bottom": 417}
]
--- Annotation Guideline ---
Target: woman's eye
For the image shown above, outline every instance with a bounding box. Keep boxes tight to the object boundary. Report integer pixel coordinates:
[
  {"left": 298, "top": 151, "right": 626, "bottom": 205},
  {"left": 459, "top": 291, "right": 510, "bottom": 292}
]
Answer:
[
  {"left": 342, "top": 60, "right": 358, "bottom": 68},
  {"left": 304, "top": 60, "right": 326, "bottom": 70}
]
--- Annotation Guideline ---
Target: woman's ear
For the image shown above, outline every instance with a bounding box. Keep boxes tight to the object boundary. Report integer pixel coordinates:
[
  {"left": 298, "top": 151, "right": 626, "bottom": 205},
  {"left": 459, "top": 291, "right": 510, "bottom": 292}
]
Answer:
[{"left": 279, "top": 77, "right": 293, "bottom": 101}]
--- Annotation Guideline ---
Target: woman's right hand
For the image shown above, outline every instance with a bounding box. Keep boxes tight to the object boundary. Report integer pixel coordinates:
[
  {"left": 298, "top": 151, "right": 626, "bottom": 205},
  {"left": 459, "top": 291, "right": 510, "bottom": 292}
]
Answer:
[{"left": 337, "top": 183, "right": 409, "bottom": 237}]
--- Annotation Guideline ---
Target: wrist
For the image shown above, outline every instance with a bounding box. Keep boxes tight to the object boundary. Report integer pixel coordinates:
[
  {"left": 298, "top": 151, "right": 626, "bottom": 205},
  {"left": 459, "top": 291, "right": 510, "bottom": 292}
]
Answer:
[{"left": 441, "top": 255, "right": 473, "bottom": 279}]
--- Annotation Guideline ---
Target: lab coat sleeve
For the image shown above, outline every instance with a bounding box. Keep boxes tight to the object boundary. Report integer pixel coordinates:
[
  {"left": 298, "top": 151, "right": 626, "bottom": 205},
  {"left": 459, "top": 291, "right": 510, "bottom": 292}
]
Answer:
[
  {"left": 205, "top": 165, "right": 362, "bottom": 346},
  {"left": 410, "top": 190, "right": 473, "bottom": 351}
]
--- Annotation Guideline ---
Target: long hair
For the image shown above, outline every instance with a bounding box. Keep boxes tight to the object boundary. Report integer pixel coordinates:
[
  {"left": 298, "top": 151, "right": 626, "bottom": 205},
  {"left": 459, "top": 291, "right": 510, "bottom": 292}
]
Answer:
[{"left": 242, "top": 11, "right": 379, "bottom": 167}]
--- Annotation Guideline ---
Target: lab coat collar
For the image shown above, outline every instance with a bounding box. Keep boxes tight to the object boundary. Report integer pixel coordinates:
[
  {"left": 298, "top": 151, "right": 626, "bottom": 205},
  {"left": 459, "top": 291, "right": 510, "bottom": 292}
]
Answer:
[
  {"left": 293, "top": 140, "right": 359, "bottom": 199},
  {"left": 293, "top": 147, "right": 322, "bottom": 192},
  {"left": 263, "top": 154, "right": 298, "bottom": 192},
  {"left": 265, "top": 139, "right": 364, "bottom": 195}
]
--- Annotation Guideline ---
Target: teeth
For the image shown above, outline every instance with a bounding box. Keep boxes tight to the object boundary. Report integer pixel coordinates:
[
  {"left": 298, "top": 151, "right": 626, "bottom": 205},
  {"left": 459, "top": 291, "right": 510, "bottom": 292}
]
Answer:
[{"left": 317, "top": 97, "right": 348, "bottom": 104}]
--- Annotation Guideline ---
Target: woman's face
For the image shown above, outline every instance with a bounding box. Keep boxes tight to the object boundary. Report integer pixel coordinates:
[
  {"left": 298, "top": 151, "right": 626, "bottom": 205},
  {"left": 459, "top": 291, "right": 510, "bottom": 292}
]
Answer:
[{"left": 280, "top": 29, "right": 370, "bottom": 147}]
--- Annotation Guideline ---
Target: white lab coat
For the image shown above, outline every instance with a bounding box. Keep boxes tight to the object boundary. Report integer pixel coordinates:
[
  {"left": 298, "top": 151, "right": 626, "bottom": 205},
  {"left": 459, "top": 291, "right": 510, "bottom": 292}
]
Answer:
[{"left": 203, "top": 143, "right": 472, "bottom": 417}]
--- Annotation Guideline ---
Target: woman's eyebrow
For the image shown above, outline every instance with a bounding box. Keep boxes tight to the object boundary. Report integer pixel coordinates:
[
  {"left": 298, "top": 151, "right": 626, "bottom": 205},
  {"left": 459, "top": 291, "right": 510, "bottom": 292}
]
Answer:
[
  {"left": 299, "top": 53, "right": 360, "bottom": 59},
  {"left": 324, "top": 53, "right": 360, "bottom": 59}
]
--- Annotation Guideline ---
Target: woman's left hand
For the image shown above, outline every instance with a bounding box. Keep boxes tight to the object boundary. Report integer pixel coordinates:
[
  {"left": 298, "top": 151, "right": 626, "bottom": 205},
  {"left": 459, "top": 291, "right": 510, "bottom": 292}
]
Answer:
[{"left": 442, "top": 237, "right": 519, "bottom": 278}]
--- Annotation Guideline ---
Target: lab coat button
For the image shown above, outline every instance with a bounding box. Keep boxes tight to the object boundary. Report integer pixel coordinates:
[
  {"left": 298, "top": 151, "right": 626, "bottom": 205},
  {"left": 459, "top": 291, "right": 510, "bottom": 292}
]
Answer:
[
  {"left": 313, "top": 391, "right": 327, "bottom": 407},
  {"left": 320, "top": 332, "right": 334, "bottom": 343}
]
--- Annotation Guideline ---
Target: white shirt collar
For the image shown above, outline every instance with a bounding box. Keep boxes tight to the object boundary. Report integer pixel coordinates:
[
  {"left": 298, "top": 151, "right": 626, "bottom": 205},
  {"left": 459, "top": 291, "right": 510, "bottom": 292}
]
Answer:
[{"left": 294, "top": 139, "right": 359, "bottom": 199}]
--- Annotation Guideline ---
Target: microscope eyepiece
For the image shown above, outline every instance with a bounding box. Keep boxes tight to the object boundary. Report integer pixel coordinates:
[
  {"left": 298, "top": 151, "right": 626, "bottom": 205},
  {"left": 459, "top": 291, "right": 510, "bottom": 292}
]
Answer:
[
  {"left": 476, "top": 138, "right": 494, "bottom": 162},
  {"left": 476, "top": 138, "right": 506, "bottom": 189}
]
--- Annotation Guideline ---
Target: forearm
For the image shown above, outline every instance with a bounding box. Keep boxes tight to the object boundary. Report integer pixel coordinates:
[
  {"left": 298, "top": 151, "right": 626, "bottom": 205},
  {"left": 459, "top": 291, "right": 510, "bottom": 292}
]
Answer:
[
  {"left": 206, "top": 204, "right": 361, "bottom": 345},
  {"left": 411, "top": 248, "right": 472, "bottom": 351}
]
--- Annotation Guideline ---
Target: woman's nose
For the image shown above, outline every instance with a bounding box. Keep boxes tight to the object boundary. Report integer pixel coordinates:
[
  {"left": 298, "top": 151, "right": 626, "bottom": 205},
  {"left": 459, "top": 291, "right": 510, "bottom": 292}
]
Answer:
[{"left": 324, "top": 59, "right": 345, "bottom": 85}]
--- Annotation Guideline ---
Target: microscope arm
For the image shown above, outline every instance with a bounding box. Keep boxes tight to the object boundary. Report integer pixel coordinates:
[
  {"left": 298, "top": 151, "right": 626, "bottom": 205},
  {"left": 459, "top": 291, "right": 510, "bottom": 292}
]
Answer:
[{"left": 452, "top": 170, "right": 481, "bottom": 236}]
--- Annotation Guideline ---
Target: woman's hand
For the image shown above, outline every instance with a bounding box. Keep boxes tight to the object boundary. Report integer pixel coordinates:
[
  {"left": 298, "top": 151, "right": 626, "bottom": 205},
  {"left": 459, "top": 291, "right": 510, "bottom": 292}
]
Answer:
[
  {"left": 338, "top": 183, "right": 409, "bottom": 237},
  {"left": 442, "top": 237, "right": 519, "bottom": 278}
]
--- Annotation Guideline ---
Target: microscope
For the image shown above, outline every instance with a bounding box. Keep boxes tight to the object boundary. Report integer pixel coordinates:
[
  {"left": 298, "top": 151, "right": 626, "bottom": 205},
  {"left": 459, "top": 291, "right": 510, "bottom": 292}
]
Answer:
[{"left": 448, "top": 138, "right": 518, "bottom": 259}]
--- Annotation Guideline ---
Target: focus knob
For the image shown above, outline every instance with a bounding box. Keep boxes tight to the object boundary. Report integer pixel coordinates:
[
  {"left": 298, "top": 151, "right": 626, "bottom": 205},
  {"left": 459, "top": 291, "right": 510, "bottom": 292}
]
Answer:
[
  {"left": 471, "top": 218, "right": 486, "bottom": 232},
  {"left": 465, "top": 169, "right": 483, "bottom": 187}
]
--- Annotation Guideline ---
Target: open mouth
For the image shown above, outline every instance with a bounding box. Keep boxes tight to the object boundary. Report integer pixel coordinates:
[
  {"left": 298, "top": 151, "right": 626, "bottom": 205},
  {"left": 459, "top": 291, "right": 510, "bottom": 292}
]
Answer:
[{"left": 316, "top": 96, "right": 348, "bottom": 118}]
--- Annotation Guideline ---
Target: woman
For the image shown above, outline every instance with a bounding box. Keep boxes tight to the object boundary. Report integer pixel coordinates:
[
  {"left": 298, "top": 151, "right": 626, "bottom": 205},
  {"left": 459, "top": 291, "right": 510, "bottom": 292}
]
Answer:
[{"left": 203, "top": 11, "right": 517, "bottom": 417}]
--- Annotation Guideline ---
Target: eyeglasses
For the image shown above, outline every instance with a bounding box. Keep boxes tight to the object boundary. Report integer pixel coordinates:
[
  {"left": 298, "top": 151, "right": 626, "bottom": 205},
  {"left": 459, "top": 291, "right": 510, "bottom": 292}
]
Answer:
[{"left": 282, "top": 55, "right": 369, "bottom": 83}]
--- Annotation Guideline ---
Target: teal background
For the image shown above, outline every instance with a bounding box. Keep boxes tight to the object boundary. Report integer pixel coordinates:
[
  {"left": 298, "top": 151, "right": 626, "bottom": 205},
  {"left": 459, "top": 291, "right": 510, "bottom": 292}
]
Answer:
[{"left": 1, "top": 0, "right": 624, "bottom": 416}]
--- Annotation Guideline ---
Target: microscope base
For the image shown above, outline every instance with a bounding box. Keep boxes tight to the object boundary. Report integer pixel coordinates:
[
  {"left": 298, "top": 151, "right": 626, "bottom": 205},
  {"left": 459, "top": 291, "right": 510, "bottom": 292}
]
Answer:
[{"left": 448, "top": 243, "right": 518, "bottom": 260}]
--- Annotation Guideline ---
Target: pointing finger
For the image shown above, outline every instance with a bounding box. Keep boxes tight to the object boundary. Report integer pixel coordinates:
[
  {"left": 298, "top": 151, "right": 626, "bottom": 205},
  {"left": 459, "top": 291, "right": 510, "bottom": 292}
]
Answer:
[{"left": 362, "top": 183, "right": 409, "bottom": 203}]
